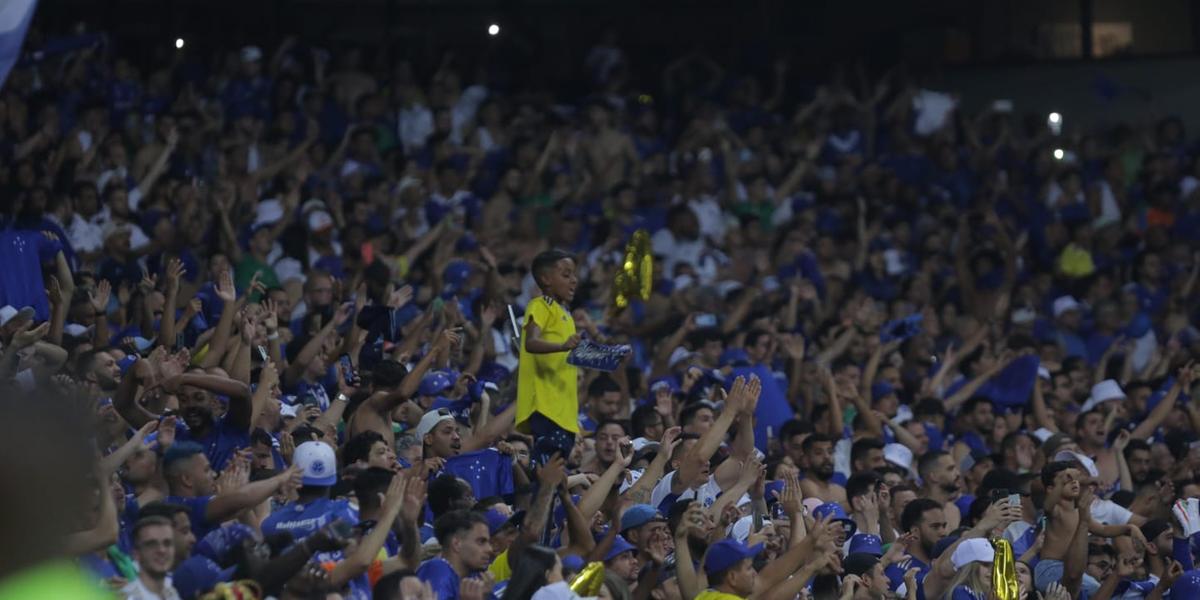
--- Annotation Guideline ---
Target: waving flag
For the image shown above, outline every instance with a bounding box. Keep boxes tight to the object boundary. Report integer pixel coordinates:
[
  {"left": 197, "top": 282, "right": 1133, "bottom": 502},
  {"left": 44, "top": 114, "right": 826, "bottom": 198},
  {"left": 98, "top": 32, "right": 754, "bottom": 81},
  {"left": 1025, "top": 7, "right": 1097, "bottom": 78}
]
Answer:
[
  {"left": 0, "top": 0, "right": 37, "bottom": 89},
  {"left": 443, "top": 448, "right": 514, "bottom": 500}
]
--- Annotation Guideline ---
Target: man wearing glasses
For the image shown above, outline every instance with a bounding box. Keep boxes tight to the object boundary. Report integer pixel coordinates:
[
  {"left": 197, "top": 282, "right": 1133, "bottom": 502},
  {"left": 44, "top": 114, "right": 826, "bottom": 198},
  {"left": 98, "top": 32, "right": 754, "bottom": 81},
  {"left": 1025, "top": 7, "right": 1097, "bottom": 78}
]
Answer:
[{"left": 123, "top": 516, "right": 181, "bottom": 599}]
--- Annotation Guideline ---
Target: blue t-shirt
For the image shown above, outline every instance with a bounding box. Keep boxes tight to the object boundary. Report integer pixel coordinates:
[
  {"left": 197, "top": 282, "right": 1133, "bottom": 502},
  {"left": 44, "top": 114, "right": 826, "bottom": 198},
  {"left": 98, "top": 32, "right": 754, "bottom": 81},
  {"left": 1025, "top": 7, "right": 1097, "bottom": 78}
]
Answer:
[
  {"left": 261, "top": 497, "right": 358, "bottom": 550},
  {"left": 728, "top": 364, "right": 791, "bottom": 452},
  {"left": 417, "top": 557, "right": 461, "bottom": 600},
  {"left": 950, "top": 586, "right": 989, "bottom": 600},
  {"left": 885, "top": 557, "right": 929, "bottom": 600},
  {"left": 443, "top": 449, "right": 515, "bottom": 501},
  {"left": 176, "top": 415, "right": 251, "bottom": 472},
  {"left": 165, "top": 495, "right": 215, "bottom": 539}
]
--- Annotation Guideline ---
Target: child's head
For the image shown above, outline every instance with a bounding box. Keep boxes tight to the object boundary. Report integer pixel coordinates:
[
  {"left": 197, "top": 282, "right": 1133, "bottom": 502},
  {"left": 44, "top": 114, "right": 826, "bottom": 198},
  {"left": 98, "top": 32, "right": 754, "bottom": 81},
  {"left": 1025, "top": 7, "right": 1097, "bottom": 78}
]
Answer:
[{"left": 531, "top": 249, "right": 577, "bottom": 303}]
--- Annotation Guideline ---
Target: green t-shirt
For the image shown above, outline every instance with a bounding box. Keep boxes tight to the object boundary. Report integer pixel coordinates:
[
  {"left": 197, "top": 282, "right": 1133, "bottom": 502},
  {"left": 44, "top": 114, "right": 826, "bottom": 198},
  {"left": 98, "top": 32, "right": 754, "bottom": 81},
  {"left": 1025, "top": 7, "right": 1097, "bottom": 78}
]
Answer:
[
  {"left": 234, "top": 255, "right": 280, "bottom": 301},
  {"left": 0, "top": 561, "right": 113, "bottom": 600}
]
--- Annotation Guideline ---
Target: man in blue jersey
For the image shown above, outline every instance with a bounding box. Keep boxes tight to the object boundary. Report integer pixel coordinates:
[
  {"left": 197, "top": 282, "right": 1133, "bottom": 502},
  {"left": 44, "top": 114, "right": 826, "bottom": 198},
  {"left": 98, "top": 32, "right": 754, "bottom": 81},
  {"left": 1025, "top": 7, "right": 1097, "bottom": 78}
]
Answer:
[
  {"left": 262, "top": 441, "right": 358, "bottom": 547},
  {"left": 160, "top": 442, "right": 302, "bottom": 539},
  {"left": 416, "top": 510, "right": 492, "bottom": 600}
]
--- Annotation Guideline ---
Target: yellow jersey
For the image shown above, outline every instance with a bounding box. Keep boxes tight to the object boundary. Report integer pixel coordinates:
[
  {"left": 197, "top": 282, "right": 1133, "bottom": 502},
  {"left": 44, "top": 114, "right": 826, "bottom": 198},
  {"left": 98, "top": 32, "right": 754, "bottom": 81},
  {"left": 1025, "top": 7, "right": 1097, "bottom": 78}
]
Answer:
[
  {"left": 695, "top": 590, "right": 747, "bottom": 600},
  {"left": 516, "top": 296, "right": 579, "bottom": 434},
  {"left": 488, "top": 549, "right": 512, "bottom": 582}
]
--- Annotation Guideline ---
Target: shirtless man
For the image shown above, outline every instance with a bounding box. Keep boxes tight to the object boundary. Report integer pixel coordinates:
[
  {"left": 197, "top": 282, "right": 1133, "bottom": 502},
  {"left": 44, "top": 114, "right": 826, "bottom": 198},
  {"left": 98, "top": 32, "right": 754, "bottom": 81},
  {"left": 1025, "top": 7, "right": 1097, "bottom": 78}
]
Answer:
[
  {"left": 799, "top": 433, "right": 848, "bottom": 508},
  {"left": 1036, "top": 462, "right": 1090, "bottom": 596},
  {"left": 915, "top": 451, "right": 963, "bottom": 530},
  {"left": 582, "top": 102, "right": 639, "bottom": 192}
]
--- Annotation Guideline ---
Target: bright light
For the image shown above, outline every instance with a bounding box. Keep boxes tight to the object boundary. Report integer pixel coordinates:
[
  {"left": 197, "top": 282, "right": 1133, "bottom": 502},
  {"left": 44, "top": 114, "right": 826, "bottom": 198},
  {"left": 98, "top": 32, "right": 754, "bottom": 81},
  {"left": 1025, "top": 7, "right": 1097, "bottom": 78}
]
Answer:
[
  {"left": 487, "top": 23, "right": 500, "bottom": 36},
  {"left": 175, "top": 38, "right": 185, "bottom": 49},
  {"left": 1048, "top": 112, "right": 1062, "bottom": 124},
  {"left": 1053, "top": 148, "right": 1065, "bottom": 160}
]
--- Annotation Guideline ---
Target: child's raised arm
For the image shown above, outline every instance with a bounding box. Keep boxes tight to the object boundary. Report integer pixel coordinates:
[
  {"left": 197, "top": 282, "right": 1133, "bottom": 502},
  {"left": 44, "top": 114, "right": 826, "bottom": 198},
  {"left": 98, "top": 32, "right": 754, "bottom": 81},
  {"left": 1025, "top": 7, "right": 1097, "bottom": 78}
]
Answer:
[{"left": 523, "top": 319, "right": 580, "bottom": 354}]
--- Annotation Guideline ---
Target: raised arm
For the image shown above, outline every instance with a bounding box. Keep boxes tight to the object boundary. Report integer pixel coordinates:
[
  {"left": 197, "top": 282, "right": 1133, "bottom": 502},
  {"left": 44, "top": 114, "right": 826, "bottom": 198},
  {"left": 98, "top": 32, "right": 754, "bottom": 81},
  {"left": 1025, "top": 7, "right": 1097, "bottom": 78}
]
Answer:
[
  {"left": 206, "top": 465, "right": 300, "bottom": 523},
  {"left": 329, "top": 475, "right": 407, "bottom": 586},
  {"left": 367, "top": 329, "right": 460, "bottom": 414},
  {"left": 1129, "top": 363, "right": 1193, "bottom": 439},
  {"left": 200, "top": 269, "right": 240, "bottom": 369}
]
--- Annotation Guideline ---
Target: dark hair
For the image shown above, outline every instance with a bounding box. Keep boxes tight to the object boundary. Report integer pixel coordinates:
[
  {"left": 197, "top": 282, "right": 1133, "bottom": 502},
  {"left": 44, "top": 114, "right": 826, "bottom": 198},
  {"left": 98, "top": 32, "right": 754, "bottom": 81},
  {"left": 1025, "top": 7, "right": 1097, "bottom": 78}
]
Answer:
[
  {"left": 344, "top": 431, "right": 388, "bottom": 466},
  {"left": 1041, "top": 461, "right": 1075, "bottom": 487},
  {"left": 373, "top": 569, "right": 417, "bottom": 600},
  {"left": 745, "top": 329, "right": 770, "bottom": 349},
  {"left": 474, "top": 496, "right": 507, "bottom": 512},
  {"left": 432, "top": 509, "right": 488, "bottom": 549},
  {"left": 138, "top": 501, "right": 189, "bottom": 522},
  {"left": 780, "top": 419, "right": 813, "bottom": 442},
  {"left": 250, "top": 428, "right": 274, "bottom": 448},
  {"left": 1000, "top": 431, "right": 1034, "bottom": 456},
  {"left": 587, "top": 374, "right": 620, "bottom": 398},
  {"left": 354, "top": 467, "right": 395, "bottom": 511},
  {"left": 630, "top": 406, "right": 661, "bottom": 439},
  {"left": 900, "top": 498, "right": 943, "bottom": 532},
  {"left": 162, "top": 441, "right": 206, "bottom": 476},
  {"left": 961, "top": 396, "right": 993, "bottom": 416},
  {"left": 679, "top": 402, "right": 714, "bottom": 427},
  {"left": 132, "top": 515, "right": 174, "bottom": 544},
  {"left": 373, "top": 361, "right": 409, "bottom": 389},
  {"left": 502, "top": 545, "right": 559, "bottom": 600},
  {"left": 531, "top": 249, "right": 574, "bottom": 288},
  {"left": 916, "top": 450, "right": 949, "bottom": 480},
  {"left": 913, "top": 398, "right": 944, "bottom": 419},
  {"left": 850, "top": 438, "right": 884, "bottom": 468},
  {"left": 429, "top": 474, "right": 472, "bottom": 519},
  {"left": 1123, "top": 438, "right": 1152, "bottom": 460},
  {"left": 802, "top": 433, "right": 836, "bottom": 453},
  {"left": 846, "top": 472, "right": 882, "bottom": 502}
]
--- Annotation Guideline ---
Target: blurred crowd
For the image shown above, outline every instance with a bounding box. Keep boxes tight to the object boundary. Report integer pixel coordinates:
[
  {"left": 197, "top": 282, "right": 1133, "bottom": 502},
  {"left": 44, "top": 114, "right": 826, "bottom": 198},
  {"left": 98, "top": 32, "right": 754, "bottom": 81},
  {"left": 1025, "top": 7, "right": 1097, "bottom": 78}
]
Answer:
[{"left": 3, "top": 20, "right": 1200, "bottom": 600}]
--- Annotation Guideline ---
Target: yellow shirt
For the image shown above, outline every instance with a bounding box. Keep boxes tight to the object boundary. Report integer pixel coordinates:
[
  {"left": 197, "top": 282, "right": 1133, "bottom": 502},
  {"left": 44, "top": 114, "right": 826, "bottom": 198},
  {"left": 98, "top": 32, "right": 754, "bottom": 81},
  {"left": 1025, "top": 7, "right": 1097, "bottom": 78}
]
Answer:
[
  {"left": 488, "top": 549, "right": 512, "bottom": 582},
  {"left": 516, "top": 296, "right": 578, "bottom": 434},
  {"left": 695, "top": 590, "right": 747, "bottom": 600}
]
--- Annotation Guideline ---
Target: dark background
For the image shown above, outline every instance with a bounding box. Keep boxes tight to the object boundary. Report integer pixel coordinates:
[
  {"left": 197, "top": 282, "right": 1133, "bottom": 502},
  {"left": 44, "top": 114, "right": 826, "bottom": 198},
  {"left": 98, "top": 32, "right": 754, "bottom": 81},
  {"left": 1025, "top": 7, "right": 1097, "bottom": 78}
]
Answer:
[{"left": 26, "top": 0, "right": 1200, "bottom": 129}]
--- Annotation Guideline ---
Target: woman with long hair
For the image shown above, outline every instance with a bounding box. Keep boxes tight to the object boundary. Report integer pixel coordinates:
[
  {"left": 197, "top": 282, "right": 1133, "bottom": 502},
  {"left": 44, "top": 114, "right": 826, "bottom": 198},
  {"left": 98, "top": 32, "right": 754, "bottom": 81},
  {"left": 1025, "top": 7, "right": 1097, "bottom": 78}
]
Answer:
[
  {"left": 943, "top": 539, "right": 994, "bottom": 600},
  {"left": 502, "top": 545, "right": 562, "bottom": 600}
]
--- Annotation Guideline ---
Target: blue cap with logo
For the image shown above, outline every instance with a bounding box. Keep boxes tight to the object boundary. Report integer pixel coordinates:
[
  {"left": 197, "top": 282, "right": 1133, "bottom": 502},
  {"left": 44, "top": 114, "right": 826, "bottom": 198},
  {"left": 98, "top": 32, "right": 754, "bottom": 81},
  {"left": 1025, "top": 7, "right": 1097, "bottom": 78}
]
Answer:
[
  {"left": 172, "top": 556, "right": 235, "bottom": 600},
  {"left": 294, "top": 441, "right": 337, "bottom": 486},
  {"left": 703, "top": 538, "right": 765, "bottom": 576},
  {"left": 812, "top": 502, "right": 858, "bottom": 537},
  {"left": 419, "top": 371, "right": 455, "bottom": 397},
  {"left": 847, "top": 533, "right": 883, "bottom": 556}
]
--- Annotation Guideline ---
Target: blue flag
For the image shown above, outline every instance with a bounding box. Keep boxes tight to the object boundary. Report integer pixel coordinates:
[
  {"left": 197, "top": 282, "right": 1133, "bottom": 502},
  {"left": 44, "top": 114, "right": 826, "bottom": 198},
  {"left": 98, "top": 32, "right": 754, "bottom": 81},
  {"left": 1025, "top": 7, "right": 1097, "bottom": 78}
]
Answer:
[
  {"left": 443, "top": 449, "right": 514, "bottom": 500},
  {"left": 0, "top": 0, "right": 37, "bottom": 88},
  {"left": 977, "top": 354, "right": 1040, "bottom": 408},
  {"left": 567, "top": 340, "right": 631, "bottom": 372}
]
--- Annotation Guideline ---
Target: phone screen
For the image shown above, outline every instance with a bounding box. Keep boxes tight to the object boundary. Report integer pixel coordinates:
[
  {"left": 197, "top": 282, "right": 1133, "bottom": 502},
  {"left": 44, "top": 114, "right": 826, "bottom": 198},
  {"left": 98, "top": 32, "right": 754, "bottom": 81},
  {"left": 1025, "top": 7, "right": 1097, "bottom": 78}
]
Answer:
[{"left": 338, "top": 354, "right": 357, "bottom": 386}]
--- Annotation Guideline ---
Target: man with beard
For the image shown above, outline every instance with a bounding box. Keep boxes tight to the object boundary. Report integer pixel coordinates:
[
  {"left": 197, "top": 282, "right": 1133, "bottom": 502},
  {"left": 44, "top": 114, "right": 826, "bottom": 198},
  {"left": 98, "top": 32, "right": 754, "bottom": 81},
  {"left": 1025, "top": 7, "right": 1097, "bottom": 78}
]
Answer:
[
  {"left": 164, "top": 368, "right": 263, "bottom": 472},
  {"left": 418, "top": 409, "right": 463, "bottom": 460},
  {"left": 799, "top": 433, "right": 848, "bottom": 507},
  {"left": 579, "top": 375, "right": 623, "bottom": 434},
  {"left": 161, "top": 442, "right": 303, "bottom": 539},
  {"left": 1124, "top": 439, "right": 1154, "bottom": 486},
  {"left": 917, "top": 450, "right": 963, "bottom": 530}
]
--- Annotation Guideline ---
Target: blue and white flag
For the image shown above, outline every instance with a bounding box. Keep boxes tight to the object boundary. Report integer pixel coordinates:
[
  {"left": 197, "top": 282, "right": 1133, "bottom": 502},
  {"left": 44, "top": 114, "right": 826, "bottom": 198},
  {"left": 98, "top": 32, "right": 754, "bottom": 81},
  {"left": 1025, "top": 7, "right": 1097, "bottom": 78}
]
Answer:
[
  {"left": 567, "top": 339, "right": 631, "bottom": 372},
  {"left": 0, "top": 0, "right": 37, "bottom": 89}
]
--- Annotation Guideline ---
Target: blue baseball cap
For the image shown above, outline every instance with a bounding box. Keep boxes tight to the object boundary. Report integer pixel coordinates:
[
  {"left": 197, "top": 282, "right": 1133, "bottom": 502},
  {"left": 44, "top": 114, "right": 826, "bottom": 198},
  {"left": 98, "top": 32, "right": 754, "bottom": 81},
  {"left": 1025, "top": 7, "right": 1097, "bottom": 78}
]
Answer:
[
  {"left": 871, "top": 382, "right": 896, "bottom": 403},
  {"left": 484, "top": 508, "right": 511, "bottom": 535},
  {"left": 418, "top": 371, "right": 455, "bottom": 397},
  {"left": 703, "top": 538, "right": 764, "bottom": 576},
  {"left": 195, "top": 523, "right": 258, "bottom": 565},
  {"left": 847, "top": 533, "right": 883, "bottom": 556},
  {"left": 562, "top": 554, "right": 585, "bottom": 573},
  {"left": 620, "top": 504, "right": 664, "bottom": 532},
  {"left": 442, "top": 260, "right": 473, "bottom": 296},
  {"left": 172, "top": 556, "right": 235, "bottom": 600},
  {"left": 719, "top": 348, "right": 750, "bottom": 367},
  {"left": 812, "top": 502, "right": 858, "bottom": 537},
  {"left": 1171, "top": 569, "right": 1200, "bottom": 597},
  {"left": 604, "top": 535, "right": 637, "bottom": 561}
]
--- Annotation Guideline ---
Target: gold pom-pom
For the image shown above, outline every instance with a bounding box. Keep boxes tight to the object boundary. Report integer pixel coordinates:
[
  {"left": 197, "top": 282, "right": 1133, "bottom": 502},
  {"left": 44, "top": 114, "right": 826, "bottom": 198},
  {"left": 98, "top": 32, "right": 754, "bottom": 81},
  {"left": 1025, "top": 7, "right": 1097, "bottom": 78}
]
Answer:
[{"left": 570, "top": 561, "right": 606, "bottom": 596}]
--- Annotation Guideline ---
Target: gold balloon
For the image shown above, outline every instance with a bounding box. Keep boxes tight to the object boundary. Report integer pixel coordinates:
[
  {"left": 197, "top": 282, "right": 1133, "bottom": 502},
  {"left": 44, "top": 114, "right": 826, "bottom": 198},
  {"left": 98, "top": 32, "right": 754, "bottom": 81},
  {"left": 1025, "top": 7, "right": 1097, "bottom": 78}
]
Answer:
[
  {"left": 992, "top": 538, "right": 1019, "bottom": 600},
  {"left": 570, "top": 561, "right": 606, "bottom": 596},
  {"left": 613, "top": 229, "right": 653, "bottom": 311}
]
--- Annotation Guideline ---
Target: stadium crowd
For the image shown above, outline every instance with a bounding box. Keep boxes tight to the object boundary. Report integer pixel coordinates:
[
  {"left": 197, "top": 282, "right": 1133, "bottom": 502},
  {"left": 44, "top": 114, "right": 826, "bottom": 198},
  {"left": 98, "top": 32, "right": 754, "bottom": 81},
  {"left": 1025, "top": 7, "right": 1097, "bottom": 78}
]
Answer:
[{"left": 3, "top": 21, "right": 1200, "bottom": 600}]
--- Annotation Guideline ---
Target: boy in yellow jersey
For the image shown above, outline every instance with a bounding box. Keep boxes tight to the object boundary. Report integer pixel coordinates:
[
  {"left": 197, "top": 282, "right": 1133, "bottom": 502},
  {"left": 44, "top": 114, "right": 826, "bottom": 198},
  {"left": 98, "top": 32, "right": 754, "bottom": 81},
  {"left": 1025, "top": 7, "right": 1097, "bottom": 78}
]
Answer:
[{"left": 516, "top": 249, "right": 582, "bottom": 465}]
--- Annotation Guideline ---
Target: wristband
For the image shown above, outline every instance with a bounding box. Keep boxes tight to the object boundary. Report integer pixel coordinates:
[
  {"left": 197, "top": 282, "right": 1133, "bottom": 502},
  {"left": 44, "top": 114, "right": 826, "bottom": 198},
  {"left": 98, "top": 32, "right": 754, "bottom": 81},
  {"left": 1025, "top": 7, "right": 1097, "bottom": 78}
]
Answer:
[{"left": 336, "top": 393, "right": 349, "bottom": 403}]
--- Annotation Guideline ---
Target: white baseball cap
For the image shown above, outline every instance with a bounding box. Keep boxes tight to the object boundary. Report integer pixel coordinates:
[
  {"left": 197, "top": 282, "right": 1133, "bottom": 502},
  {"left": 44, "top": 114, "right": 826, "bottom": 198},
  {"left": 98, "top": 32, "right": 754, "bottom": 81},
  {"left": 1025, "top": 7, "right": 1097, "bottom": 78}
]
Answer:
[
  {"left": 1054, "top": 450, "right": 1100, "bottom": 478},
  {"left": 1081, "top": 379, "right": 1126, "bottom": 412},
  {"left": 294, "top": 441, "right": 337, "bottom": 486},
  {"left": 951, "top": 538, "right": 996, "bottom": 569},
  {"left": 1052, "top": 295, "right": 1081, "bottom": 318},
  {"left": 416, "top": 409, "right": 456, "bottom": 440},
  {"left": 883, "top": 443, "right": 914, "bottom": 472},
  {"left": 667, "top": 346, "right": 696, "bottom": 369},
  {"left": 0, "top": 305, "right": 18, "bottom": 326}
]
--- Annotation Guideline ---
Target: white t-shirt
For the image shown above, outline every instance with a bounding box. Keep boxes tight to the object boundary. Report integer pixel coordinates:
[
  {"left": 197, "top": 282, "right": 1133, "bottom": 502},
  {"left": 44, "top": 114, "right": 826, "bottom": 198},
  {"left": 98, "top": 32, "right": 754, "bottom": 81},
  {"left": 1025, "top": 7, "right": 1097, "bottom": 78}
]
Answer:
[
  {"left": 121, "top": 577, "right": 181, "bottom": 600},
  {"left": 1091, "top": 498, "right": 1132, "bottom": 526},
  {"left": 650, "top": 470, "right": 723, "bottom": 509}
]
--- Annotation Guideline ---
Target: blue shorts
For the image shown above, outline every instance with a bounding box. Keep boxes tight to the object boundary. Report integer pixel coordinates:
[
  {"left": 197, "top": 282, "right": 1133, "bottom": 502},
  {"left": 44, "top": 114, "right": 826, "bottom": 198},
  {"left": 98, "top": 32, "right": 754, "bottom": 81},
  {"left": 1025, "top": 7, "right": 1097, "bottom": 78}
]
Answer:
[
  {"left": 1034, "top": 558, "right": 1063, "bottom": 593},
  {"left": 528, "top": 412, "right": 576, "bottom": 466}
]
